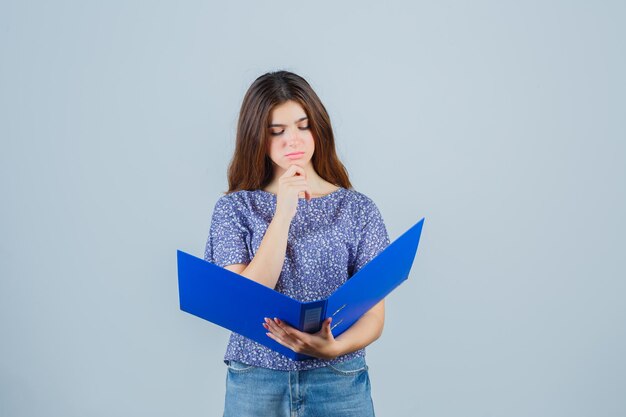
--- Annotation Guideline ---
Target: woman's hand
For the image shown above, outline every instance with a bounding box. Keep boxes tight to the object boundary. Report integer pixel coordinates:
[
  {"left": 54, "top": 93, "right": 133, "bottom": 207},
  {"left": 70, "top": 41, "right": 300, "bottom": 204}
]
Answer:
[
  {"left": 263, "top": 317, "right": 342, "bottom": 360},
  {"left": 274, "top": 164, "right": 311, "bottom": 221}
]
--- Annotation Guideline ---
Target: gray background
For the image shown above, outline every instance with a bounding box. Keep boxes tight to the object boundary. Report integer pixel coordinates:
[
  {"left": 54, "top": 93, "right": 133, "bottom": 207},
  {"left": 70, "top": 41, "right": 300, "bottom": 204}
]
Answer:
[{"left": 1, "top": 1, "right": 624, "bottom": 416}]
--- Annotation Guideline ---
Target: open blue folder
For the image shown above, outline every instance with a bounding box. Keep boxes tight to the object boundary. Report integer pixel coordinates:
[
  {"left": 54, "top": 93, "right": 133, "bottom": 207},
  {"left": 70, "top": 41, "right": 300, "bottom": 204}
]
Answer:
[{"left": 177, "top": 217, "right": 424, "bottom": 361}]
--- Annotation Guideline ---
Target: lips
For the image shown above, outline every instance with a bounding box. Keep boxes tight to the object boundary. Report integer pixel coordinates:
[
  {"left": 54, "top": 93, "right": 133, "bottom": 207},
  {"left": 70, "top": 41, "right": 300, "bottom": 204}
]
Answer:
[{"left": 285, "top": 151, "right": 305, "bottom": 157}]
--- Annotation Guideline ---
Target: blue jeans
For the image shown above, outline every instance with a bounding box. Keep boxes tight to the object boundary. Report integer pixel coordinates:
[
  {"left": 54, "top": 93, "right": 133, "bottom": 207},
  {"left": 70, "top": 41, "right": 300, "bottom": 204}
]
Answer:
[{"left": 222, "top": 356, "right": 375, "bottom": 417}]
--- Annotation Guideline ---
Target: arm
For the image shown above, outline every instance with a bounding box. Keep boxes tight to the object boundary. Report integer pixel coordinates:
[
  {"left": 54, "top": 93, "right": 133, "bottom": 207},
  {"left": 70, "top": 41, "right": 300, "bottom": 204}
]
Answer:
[
  {"left": 333, "top": 299, "right": 385, "bottom": 357},
  {"left": 221, "top": 165, "right": 311, "bottom": 289},
  {"left": 224, "top": 213, "right": 291, "bottom": 289}
]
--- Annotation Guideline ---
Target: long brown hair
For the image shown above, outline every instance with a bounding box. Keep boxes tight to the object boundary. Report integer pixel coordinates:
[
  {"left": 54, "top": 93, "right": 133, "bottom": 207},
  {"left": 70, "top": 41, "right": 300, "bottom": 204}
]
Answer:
[{"left": 225, "top": 70, "right": 352, "bottom": 193}]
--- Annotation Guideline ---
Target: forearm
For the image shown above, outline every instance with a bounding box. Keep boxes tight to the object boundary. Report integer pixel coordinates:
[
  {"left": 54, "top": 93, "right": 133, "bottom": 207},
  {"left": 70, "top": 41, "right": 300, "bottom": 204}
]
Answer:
[
  {"left": 333, "top": 300, "right": 385, "bottom": 357},
  {"left": 240, "top": 215, "right": 291, "bottom": 289}
]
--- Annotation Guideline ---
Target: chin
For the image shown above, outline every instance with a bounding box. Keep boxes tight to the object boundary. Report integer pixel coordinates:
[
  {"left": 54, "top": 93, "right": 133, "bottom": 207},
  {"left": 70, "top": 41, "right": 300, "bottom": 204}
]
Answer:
[{"left": 281, "top": 158, "right": 312, "bottom": 169}]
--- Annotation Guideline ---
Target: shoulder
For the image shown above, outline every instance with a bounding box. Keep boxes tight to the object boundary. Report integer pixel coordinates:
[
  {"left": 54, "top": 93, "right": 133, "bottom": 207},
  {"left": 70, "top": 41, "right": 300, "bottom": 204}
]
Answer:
[
  {"left": 211, "top": 191, "right": 246, "bottom": 217},
  {"left": 342, "top": 188, "right": 382, "bottom": 214},
  {"left": 214, "top": 190, "right": 260, "bottom": 206},
  {"left": 212, "top": 190, "right": 269, "bottom": 218}
]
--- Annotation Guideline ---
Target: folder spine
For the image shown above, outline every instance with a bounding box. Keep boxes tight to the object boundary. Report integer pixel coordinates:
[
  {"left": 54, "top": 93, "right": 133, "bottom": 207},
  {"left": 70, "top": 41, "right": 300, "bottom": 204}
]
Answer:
[{"left": 299, "top": 300, "right": 328, "bottom": 333}]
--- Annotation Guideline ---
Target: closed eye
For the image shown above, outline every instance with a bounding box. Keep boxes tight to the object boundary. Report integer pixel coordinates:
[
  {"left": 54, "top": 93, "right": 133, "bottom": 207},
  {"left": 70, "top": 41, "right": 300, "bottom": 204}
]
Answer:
[{"left": 270, "top": 126, "right": 310, "bottom": 136}]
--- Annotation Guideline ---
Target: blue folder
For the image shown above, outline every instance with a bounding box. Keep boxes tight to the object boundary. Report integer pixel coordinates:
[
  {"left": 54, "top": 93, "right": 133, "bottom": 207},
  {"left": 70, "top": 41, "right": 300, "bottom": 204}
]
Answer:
[{"left": 177, "top": 217, "right": 425, "bottom": 361}]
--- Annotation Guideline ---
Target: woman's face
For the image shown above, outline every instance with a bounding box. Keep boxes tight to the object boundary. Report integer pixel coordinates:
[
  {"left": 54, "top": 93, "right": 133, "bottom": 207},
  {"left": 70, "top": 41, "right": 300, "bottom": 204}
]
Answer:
[{"left": 266, "top": 100, "right": 315, "bottom": 171}]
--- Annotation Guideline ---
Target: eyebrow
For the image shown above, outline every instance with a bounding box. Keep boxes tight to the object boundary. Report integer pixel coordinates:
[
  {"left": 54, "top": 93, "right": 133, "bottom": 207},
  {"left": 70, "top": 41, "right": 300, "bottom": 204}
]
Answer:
[{"left": 268, "top": 116, "right": 308, "bottom": 128}]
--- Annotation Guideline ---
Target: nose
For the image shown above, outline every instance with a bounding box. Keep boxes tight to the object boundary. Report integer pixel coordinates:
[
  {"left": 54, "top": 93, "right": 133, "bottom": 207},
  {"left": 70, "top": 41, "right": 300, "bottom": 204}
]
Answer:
[{"left": 286, "top": 127, "right": 302, "bottom": 147}]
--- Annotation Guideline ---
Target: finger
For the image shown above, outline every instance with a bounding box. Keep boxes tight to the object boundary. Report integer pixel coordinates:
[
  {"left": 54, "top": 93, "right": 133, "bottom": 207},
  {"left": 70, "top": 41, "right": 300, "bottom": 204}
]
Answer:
[
  {"left": 264, "top": 317, "right": 285, "bottom": 336},
  {"left": 279, "top": 179, "right": 309, "bottom": 194},
  {"left": 282, "top": 172, "right": 307, "bottom": 185},
  {"left": 274, "top": 318, "right": 303, "bottom": 337},
  {"left": 265, "top": 320, "right": 301, "bottom": 348},
  {"left": 267, "top": 318, "right": 298, "bottom": 342},
  {"left": 266, "top": 332, "right": 305, "bottom": 355},
  {"left": 283, "top": 165, "right": 296, "bottom": 177},
  {"left": 280, "top": 180, "right": 311, "bottom": 200},
  {"left": 288, "top": 164, "right": 307, "bottom": 178},
  {"left": 272, "top": 317, "right": 292, "bottom": 335},
  {"left": 264, "top": 323, "right": 291, "bottom": 346},
  {"left": 280, "top": 164, "right": 302, "bottom": 177},
  {"left": 281, "top": 178, "right": 309, "bottom": 187},
  {"left": 298, "top": 188, "right": 312, "bottom": 201},
  {"left": 262, "top": 320, "right": 274, "bottom": 334},
  {"left": 323, "top": 317, "right": 332, "bottom": 334},
  {"left": 265, "top": 331, "right": 292, "bottom": 349}
]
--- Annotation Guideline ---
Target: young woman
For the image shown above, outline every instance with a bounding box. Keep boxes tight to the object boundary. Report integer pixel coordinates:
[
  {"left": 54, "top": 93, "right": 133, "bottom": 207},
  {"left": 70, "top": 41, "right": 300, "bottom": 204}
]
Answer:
[{"left": 204, "top": 70, "right": 390, "bottom": 417}]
